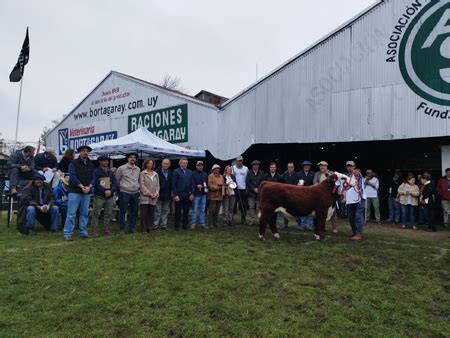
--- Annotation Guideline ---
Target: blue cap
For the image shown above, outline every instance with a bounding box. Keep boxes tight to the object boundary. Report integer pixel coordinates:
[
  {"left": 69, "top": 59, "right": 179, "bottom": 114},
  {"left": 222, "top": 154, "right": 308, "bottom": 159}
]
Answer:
[
  {"left": 97, "top": 155, "right": 110, "bottom": 161},
  {"left": 301, "top": 160, "right": 312, "bottom": 166},
  {"left": 32, "top": 173, "right": 46, "bottom": 181}
]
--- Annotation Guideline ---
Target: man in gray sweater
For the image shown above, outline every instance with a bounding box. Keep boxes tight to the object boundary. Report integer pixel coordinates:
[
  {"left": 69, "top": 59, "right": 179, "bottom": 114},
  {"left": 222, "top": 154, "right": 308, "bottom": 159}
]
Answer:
[{"left": 115, "top": 153, "right": 141, "bottom": 234}]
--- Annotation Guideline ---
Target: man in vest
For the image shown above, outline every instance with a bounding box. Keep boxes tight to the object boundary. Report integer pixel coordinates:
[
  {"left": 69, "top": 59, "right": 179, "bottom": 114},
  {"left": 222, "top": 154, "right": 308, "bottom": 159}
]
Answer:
[{"left": 63, "top": 145, "right": 94, "bottom": 241}]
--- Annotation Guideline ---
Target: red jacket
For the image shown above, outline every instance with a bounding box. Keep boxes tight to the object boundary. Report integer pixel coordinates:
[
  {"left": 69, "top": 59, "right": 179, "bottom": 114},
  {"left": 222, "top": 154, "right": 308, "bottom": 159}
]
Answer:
[{"left": 437, "top": 177, "right": 450, "bottom": 200}]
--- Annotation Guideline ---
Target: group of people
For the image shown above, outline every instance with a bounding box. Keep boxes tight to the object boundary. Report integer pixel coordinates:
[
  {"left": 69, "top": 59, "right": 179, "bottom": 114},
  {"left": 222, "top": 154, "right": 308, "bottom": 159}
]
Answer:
[{"left": 6, "top": 144, "right": 448, "bottom": 241}]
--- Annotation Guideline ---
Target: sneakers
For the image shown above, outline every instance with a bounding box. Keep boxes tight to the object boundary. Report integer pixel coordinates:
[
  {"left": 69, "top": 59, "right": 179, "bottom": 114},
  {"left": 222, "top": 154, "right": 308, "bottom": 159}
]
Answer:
[
  {"left": 200, "top": 224, "right": 208, "bottom": 229},
  {"left": 64, "top": 236, "right": 73, "bottom": 241},
  {"left": 190, "top": 224, "right": 196, "bottom": 230},
  {"left": 402, "top": 224, "right": 406, "bottom": 229},
  {"left": 412, "top": 225, "right": 418, "bottom": 230},
  {"left": 350, "top": 234, "right": 363, "bottom": 241},
  {"left": 273, "top": 233, "right": 280, "bottom": 240},
  {"left": 258, "top": 235, "right": 265, "bottom": 241}
]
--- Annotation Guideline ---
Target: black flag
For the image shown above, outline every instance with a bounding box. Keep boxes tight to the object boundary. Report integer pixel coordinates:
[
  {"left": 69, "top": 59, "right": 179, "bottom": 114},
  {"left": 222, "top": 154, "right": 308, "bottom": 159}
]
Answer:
[{"left": 9, "top": 28, "right": 30, "bottom": 82}]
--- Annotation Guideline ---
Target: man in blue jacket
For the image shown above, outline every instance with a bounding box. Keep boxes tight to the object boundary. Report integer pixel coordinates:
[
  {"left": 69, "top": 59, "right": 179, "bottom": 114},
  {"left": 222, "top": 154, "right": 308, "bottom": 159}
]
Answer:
[
  {"left": 297, "top": 160, "right": 315, "bottom": 230},
  {"left": 53, "top": 176, "right": 70, "bottom": 228},
  {"left": 63, "top": 145, "right": 94, "bottom": 241},
  {"left": 172, "top": 157, "right": 194, "bottom": 231},
  {"left": 91, "top": 155, "right": 116, "bottom": 236},
  {"left": 191, "top": 160, "right": 208, "bottom": 229}
]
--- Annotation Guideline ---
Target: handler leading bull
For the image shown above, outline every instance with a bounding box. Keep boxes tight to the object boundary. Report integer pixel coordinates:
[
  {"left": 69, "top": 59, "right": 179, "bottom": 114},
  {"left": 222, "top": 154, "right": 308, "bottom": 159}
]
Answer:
[{"left": 258, "top": 172, "right": 353, "bottom": 241}]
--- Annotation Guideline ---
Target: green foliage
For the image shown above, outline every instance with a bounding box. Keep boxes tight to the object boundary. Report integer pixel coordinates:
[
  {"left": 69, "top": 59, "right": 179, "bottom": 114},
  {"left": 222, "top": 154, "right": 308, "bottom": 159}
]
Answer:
[{"left": 0, "top": 219, "right": 448, "bottom": 336}]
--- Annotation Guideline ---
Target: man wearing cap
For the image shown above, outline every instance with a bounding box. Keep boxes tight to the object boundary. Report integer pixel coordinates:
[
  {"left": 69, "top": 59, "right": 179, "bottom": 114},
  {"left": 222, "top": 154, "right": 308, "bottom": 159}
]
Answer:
[
  {"left": 63, "top": 145, "right": 95, "bottom": 241},
  {"left": 20, "top": 173, "right": 59, "bottom": 235},
  {"left": 92, "top": 155, "right": 117, "bottom": 236},
  {"left": 172, "top": 157, "right": 194, "bottom": 231},
  {"left": 191, "top": 160, "right": 208, "bottom": 229},
  {"left": 297, "top": 160, "right": 315, "bottom": 230},
  {"left": 232, "top": 156, "right": 249, "bottom": 224},
  {"left": 246, "top": 160, "right": 264, "bottom": 225},
  {"left": 7, "top": 145, "right": 36, "bottom": 195},
  {"left": 115, "top": 153, "right": 141, "bottom": 234},
  {"left": 313, "top": 161, "right": 338, "bottom": 233},
  {"left": 53, "top": 176, "right": 70, "bottom": 228},
  {"left": 343, "top": 161, "right": 365, "bottom": 240},
  {"left": 207, "top": 164, "right": 224, "bottom": 227},
  {"left": 155, "top": 158, "right": 173, "bottom": 230}
]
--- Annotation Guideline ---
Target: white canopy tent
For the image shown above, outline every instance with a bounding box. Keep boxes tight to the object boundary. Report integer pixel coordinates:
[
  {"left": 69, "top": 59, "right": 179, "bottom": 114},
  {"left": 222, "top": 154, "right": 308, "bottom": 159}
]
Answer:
[{"left": 89, "top": 127, "right": 205, "bottom": 159}]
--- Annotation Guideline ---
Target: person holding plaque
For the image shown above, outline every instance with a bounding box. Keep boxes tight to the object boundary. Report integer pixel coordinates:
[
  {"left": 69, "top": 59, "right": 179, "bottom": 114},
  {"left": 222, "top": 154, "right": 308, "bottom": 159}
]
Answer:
[{"left": 92, "top": 155, "right": 117, "bottom": 236}]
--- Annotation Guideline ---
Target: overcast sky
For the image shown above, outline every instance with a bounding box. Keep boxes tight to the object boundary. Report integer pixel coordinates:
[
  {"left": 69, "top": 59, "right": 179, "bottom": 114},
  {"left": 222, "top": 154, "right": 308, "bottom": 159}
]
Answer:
[{"left": 0, "top": 0, "right": 375, "bottom": 144}]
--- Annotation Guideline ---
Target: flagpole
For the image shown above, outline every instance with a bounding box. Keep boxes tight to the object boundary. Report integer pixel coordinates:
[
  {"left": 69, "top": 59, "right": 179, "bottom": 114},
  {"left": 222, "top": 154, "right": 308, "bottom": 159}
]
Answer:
[{"left": 13, "top": 75, "right": 24, "bottom": 152}]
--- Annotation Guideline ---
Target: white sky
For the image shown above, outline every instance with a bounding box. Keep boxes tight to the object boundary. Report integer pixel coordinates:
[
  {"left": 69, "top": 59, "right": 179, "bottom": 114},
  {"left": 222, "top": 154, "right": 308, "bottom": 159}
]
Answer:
[{"left": 0, "top": 0, "right": 375, "bottom": 144}]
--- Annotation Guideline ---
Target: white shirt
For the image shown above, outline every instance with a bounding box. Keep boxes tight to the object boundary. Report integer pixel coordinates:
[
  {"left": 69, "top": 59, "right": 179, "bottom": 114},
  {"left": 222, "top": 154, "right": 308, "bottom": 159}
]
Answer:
[
  {"left": 363, "top": 177, "right": 379, "bottom": 198},
  {"left": 233, "top": 165, "right": 248, "bottom": 189}
]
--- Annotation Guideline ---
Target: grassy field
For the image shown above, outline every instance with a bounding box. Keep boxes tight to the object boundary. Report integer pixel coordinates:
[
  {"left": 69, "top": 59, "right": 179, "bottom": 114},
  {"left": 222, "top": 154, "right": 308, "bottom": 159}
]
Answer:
[{"left": 0, "top": 215, "right": 449, "bottom": 337}]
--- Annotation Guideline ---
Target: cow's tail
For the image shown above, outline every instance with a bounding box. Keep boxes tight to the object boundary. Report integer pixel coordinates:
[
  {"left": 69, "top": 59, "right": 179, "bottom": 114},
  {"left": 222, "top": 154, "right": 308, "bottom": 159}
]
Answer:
[{"left": 258, "top": 182, "right": 266, "bottom": 218}]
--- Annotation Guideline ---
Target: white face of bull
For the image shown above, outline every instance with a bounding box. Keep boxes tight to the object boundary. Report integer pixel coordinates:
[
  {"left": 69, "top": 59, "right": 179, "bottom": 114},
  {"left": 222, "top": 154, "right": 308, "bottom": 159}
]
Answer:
[{"left": 334, "top": 172, "right": 356, "bottom": 186}]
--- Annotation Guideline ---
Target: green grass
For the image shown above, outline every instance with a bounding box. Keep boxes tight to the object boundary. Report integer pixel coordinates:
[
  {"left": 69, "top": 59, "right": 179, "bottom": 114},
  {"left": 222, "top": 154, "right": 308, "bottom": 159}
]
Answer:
[{"left": 0, "top": 217, "right": 449, "bottom": 337}]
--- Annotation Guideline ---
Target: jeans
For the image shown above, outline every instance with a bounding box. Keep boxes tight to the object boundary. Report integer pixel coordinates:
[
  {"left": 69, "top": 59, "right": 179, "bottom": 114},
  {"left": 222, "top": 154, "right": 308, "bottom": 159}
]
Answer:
[
  {"left": 175, "top": 195, "right": 191, "bottom": 230},
  {"left": 388, "top": 196, "right": 401, "bottom": 222},
  {"left": 64, "top": 193, "right": 90, "bottom": 237},
  {"left": 119, "top": 192, "right": 139, "bottom": 232},
  {"left": 91, "top": 196, "right": 114, "bottom": 228},
  {"left": 154, "top": 199, "right": 170, "bottom": 228},
  {"left": 298, "top": 215, "right": 314, "bottom": 229},
  {"left": 191, "top": 195, "right": 206, "bottom": 225},
  {"left": 400, "top": 204, "right": 416, "bottom": 226},
  {"left": 26, "top": 205, "right": 59, "bottom": 231},
  {"left": 365, "top": 197, "right": 380, "bottom": 221},
  {"left": 347, "top": 199, "right": 365, "bottom": 235}
]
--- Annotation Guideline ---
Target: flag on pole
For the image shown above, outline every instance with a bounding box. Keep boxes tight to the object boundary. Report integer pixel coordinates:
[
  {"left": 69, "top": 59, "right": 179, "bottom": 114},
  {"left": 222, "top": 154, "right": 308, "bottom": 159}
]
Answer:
[{"left": 9, "top": 27, "right": 30, "bottom": 82}]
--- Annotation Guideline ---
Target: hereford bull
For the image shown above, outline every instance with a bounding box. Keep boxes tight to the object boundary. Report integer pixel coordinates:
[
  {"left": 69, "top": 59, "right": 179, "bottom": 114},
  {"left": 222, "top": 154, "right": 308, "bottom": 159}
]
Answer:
[{"left": 258, "top": 172, "right": 353, "bottom": 241}]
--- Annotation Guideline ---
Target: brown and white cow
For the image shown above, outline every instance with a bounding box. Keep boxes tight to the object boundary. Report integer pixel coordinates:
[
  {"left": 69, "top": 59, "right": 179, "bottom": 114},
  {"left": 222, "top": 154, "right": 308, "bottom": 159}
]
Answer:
[{"left": 258, "top": 172, "right": 353, "bottom": 241}]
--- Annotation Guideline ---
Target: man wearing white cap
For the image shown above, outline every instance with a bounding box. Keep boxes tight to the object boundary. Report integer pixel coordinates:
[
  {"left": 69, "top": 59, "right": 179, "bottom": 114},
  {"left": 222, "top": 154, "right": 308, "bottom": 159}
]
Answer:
[{"left": 313, "top": 161, "right": 338, "bottom": 233}]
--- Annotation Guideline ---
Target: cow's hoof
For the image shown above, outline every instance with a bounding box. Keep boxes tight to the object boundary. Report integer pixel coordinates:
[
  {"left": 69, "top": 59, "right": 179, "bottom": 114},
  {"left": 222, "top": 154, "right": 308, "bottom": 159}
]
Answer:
[
  {"left": 259, "top": 235, "right": 265, "bottom": 241},
  {"left": 273, "top": 233, "right": 280, "bottom": 240}
]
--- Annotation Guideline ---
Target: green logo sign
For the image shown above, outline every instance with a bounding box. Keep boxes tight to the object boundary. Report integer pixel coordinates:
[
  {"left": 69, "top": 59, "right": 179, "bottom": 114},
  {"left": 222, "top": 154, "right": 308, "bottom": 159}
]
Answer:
[
  {"left": 128, "top": 104, "right": 188, "bottom": 143},
  {"left": 400, "top": 0, "right": 450, "bottom": 106}
]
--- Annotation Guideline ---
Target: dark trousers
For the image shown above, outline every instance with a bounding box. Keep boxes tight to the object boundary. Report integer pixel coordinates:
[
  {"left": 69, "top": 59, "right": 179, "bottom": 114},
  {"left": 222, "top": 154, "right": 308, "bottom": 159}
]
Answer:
[
  {"left": 119, "top": 192, "right": 139, "bottom": 232},
  {"left": 59, "top": 205, "right": 68, "bottom": 230},
  {"left": 208, "top": 200, "right": 222, "bottom": 226},
  {"left": 424, "top": 205, "right": 436, "bottom": 230},
  {"left": 174, "top": 195, "right": 191, "bottom": 230},
  {"left": 9, "top": 168, "right": 34, "bottom": 189},
  {"left": 234, "top": 189, "right": 248, "bottom": 221},
  {"left": 140, "top": 204, "right": 155, "bottom": 232}
]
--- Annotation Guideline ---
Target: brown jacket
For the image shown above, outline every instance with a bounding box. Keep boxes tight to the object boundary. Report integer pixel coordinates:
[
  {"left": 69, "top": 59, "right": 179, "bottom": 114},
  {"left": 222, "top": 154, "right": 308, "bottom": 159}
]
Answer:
[
  {"left": 207, "top": 173, "right": 224, "bottom": 201},
  {"left": 139, "top": 170, "right": 160, "bottom": 205}
]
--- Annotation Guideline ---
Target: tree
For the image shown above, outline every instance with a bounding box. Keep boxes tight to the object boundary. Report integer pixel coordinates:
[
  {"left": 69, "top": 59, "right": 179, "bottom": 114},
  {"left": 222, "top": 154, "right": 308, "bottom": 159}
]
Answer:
[{"left": 159, "top": 74, "right": 188, "bottom": 94}]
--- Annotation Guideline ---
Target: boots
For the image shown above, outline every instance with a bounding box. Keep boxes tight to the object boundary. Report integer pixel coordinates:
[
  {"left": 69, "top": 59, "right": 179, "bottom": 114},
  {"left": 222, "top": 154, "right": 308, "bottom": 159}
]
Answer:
[
  {"left": 104, "top": 225, "right": 114, "bottom": 236},
  {"left": 91, "top": 226, "right": 99, "bottom": 237}
]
